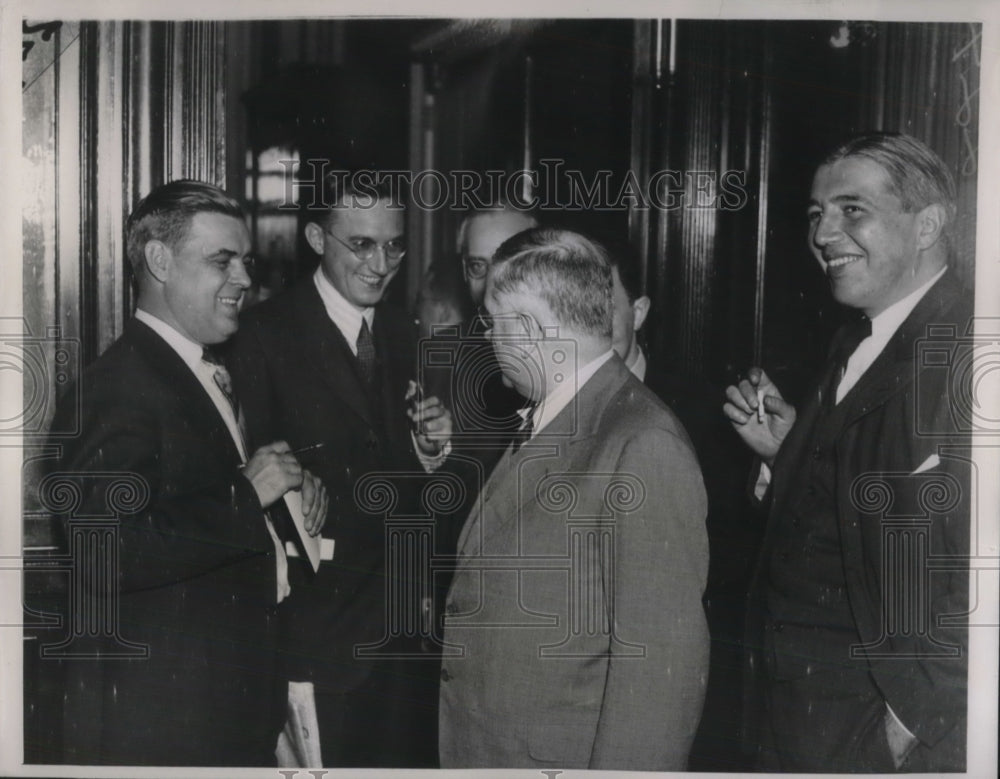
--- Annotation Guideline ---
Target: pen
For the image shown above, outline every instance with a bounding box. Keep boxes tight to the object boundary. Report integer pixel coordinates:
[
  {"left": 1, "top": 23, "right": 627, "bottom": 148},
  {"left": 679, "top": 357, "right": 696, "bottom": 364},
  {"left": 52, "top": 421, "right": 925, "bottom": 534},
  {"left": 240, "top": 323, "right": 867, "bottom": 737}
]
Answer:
[
  {"left": 756, "top": 388, "right": 765, "bottom": 423},
  {"left": 292, "top": 443, "right": 325, "bottom": 456}
]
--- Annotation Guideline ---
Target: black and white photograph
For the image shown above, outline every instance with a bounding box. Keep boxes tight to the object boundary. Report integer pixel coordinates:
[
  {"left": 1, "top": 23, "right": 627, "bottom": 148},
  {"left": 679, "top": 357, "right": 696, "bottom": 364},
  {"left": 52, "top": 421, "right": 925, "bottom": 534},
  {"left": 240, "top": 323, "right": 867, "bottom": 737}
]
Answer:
[{"left": 3, "top": 0, "right": 998, "bottom": 776}]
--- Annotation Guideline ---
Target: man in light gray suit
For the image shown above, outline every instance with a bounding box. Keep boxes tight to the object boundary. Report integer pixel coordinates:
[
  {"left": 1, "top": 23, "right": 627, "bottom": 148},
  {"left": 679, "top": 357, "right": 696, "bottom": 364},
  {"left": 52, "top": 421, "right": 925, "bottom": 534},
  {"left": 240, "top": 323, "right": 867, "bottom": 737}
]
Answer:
[{"left": 438, "top": 228, "right": 710, "bottom": 770}]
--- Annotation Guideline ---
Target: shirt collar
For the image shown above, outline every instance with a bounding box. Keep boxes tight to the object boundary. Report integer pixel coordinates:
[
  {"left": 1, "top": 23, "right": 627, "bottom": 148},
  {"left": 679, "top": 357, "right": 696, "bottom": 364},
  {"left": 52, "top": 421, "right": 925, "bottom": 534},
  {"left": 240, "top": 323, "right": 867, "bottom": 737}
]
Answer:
[
  {"left": 626, "top": 345, "right": 647, "bottom": 382},
  {"left": 527, "top": 349, "right": 615, "bottom": 437},
  {"left": 313, "top": 266, "right": 375, "bottom": 348},
  {"left": 134, "top": 308, "right": 205, "bottom": 371},
  {"left": 869, "top": 265, "right": 947, "bottom": 339}
]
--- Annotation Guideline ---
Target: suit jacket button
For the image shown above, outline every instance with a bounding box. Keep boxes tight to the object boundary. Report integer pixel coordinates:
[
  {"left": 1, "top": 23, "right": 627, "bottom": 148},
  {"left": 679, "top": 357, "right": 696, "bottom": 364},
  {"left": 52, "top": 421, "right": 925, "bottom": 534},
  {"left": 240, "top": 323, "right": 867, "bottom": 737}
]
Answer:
[
  {"left": 441, "top": 667, "right": 452, "bottom": 682},
  {"left": 812, "top": 446, "right": 823, "bottom": 460}
]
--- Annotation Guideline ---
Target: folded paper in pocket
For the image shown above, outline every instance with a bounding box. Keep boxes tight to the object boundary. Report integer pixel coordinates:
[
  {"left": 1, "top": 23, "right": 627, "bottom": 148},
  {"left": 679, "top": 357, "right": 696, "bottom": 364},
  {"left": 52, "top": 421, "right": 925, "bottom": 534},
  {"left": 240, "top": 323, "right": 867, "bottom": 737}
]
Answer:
[
  {"left": 910, "top": 453, "right": 940, "bottom": 475},
  {"left": 285, "top": 537, "right": 335, "bottom": 562}
]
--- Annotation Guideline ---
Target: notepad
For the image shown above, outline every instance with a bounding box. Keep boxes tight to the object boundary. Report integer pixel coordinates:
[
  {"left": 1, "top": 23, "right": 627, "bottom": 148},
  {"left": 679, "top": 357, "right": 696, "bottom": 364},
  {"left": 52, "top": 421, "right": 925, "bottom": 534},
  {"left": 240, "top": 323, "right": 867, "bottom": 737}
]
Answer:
[{"left": 282, "top": 490, "right": 321, "bottom": 572}]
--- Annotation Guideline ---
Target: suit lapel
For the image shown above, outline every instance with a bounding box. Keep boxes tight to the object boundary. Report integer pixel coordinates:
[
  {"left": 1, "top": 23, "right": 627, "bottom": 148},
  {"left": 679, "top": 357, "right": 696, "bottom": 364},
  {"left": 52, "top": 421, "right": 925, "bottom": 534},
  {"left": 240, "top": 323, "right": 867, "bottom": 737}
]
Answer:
[
  {"left": 457, "top": 358, "right": 631, "bottom": 557},
  {"left": 771, "top": 272, "right": 965, "bottom": 517},
  {"left": 292, "top": 282, "right": 374, "bottom": 427},
  {"left": 128, "top": 320, "right": 242, "bottom": 462},
  {"left": 838, "top": 271, "right": 961, "bottom": 428}
]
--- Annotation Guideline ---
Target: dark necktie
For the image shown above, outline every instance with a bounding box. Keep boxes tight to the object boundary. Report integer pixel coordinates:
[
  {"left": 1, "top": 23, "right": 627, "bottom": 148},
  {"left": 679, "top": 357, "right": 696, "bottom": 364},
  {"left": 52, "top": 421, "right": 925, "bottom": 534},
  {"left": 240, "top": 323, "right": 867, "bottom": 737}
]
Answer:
[
  {"left": 829, "top": 313, "right": 872, "bottom": 405},
  {"left": 511, "top": 403, "right": 537, "bottom": 452},
  {"left": 356, "top": 317, "right": 376, "bottom": 385},
  {"left": 202, "top": 347, "right": 249, "bottom": 448}
]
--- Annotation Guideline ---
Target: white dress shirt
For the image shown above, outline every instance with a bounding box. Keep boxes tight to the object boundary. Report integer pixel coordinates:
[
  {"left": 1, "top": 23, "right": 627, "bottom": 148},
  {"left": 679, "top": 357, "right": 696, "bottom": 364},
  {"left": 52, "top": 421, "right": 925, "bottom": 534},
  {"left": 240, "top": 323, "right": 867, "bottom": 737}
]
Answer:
[
  {"left": 626, "top": 345, "right": 647, "bottom": 382},
  {"left": 835, "top": 266, "right": 947, "bottom": 403},
  {"left": 313, "top": 267, "right": 449, "bottom": 469},
  {"left": 134, "top": 309, "right": 290, "bottom": 602},
  {"left": 313, "top": 267, "right": 375, "bottom": 356}
]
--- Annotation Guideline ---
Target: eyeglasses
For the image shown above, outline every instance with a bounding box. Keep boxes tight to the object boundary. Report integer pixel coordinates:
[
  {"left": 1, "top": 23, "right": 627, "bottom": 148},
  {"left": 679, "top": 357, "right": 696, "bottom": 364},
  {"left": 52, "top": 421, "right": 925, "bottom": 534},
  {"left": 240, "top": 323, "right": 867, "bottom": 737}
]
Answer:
[
  {"left": 462, "top": 255, "right": 490, "bottom": 280},
  {"left": 325, "top": 230, "right": 406, "bottom": 263},
  {"left": 476, "top": 306, "right": 536, "bottom": 339}
]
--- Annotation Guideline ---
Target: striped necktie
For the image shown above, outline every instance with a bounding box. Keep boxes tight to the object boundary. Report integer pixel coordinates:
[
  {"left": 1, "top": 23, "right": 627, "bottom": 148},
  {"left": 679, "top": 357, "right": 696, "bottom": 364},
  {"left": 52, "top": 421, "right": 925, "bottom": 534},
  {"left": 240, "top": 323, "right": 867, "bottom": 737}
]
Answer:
[
  {"left": 356, "top": 317, "right": 377, "bottom": 384},
  {"left": 202, "top": 347, "right": 249, "bottom": 448}
]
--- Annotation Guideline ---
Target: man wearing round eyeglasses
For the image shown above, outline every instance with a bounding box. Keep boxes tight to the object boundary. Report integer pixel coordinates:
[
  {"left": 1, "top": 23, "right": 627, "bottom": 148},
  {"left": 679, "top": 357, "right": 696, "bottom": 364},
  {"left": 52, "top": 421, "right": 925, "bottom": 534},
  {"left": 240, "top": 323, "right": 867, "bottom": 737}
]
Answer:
[
  {"left": 447, "top": 204, "right": 539, "bottom": 463},
  {"left": 230, "top": 173, "right": 453, "bottom": 767},
  {"left": 458, "top": 205, "right": 538, "bottom": 307}
]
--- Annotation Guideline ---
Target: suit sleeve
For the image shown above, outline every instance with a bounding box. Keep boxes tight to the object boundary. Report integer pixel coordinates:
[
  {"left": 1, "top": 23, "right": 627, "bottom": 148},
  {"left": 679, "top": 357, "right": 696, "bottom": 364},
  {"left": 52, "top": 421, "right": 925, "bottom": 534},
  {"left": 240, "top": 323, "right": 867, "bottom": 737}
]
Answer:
[
  {"left": 53, "top": 374, "right": 271, "bottom": 594},
  {"left": 589, "top": 427, "right": 710, "bottom": 770}
]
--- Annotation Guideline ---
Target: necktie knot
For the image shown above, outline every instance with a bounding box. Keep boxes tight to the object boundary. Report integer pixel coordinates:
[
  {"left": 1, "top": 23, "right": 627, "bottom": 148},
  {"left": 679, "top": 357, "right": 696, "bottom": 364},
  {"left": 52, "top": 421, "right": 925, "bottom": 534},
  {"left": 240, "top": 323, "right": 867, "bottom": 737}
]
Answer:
[
  {"left": 511, "top": 403, "right": 537, "bottom": 451},
  {"left": 834, "top": 313, "right": 872, "bottom": 371},
  {"left": 202, "top": 348, "right": 236, "bottom": 408},
  {"left": 829, "top": 313, "right": 872, "bottom": 406}
]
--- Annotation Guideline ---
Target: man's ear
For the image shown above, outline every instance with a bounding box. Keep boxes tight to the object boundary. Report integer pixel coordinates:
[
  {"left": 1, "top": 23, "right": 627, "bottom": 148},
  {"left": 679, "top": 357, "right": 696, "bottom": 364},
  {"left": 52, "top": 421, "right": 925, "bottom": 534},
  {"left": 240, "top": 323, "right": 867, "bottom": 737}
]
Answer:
[
  {"left": 304, "top": 222, "right": 326, "bottom": 255},
  {"left": 915, "top": 203, "right": 948, "bottom": 251},
  {"left": 632, "top": 295, "right": 651, "bottom": 333},
  {"left": 143, "top": 240, "right": 171, "bottom": 283}
]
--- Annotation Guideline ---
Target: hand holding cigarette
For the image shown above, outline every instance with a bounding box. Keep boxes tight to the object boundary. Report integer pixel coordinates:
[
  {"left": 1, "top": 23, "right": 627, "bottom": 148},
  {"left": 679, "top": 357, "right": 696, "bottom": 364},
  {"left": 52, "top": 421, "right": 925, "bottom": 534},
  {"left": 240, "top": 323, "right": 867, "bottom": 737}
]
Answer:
[{"left": 722, "top": 366, "right": 797, "bottom": 466}]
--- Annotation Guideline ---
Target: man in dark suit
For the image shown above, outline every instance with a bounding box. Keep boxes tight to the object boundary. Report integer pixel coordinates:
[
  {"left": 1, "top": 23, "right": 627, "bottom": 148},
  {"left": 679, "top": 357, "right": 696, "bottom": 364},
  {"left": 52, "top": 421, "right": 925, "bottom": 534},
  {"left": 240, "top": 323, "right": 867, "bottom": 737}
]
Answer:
[
  {"left": 439, "top": 228, "right": 709, "bottom": 770},
  {"left": 724, "top": 132, "right": 972, "bottom": 771},
  {"left": 47, "top": 180, "right": 327, "bottom": 765},
  {"left": 228, "top": 174, "right": 453, "bottom": 767}
]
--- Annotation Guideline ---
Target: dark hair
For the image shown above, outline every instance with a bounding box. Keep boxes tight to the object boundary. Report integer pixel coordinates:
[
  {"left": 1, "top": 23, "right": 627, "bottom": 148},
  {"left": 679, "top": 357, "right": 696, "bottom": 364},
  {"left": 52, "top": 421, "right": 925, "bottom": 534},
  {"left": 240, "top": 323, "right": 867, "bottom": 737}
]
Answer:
[
  {"left": 316, "top": 169, "right": 405, "bottom": 229},
  {"left": 823, "top": 132, "right": 957, "bottom": 250},
  {"left": 456, "top": 201, "right": 540, "bottom": 254},
  {"left": 604, "top": 240, "right": 643, "bottom": 303},
  {"left": 490, "top": 228, "right": 613, "bottom": 338},
  {"left": 125, "top": 180, "right": 245, "bottom": 277}
]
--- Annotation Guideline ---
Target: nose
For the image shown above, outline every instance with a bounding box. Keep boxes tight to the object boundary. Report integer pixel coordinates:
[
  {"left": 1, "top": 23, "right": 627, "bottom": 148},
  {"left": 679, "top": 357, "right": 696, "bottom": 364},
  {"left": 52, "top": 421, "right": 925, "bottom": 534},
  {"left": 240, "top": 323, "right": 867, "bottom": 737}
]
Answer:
[
  {"left": 367, "top": 246, "right": 390, "bottom": 275},
  {"left": 229, "top": 257, "right": 252, "bottom": 289},
  {"left": 811, "top": 209, "right": 842, "bottom": 248}
]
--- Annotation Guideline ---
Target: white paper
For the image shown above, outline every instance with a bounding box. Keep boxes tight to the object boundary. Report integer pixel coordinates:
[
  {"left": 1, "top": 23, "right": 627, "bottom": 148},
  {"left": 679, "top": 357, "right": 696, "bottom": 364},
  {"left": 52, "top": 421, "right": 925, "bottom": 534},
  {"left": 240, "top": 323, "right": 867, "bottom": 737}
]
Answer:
[{"left": 283, "top": 490, "right": 321, "bottom": 572}]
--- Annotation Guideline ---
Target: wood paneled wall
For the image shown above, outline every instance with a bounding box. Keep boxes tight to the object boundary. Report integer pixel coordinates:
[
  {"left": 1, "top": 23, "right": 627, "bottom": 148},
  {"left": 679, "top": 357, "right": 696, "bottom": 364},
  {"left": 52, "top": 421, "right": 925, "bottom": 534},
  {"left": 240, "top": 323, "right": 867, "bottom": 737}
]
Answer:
[
  {"left": 22, "top": 20, "right": 228, "bottom": 553},
  {"left": 629, "top": 20, "right": 979, "bottom": 396},
  {"left": 23, "top": 20, "right": 228, "bottom": 436}
]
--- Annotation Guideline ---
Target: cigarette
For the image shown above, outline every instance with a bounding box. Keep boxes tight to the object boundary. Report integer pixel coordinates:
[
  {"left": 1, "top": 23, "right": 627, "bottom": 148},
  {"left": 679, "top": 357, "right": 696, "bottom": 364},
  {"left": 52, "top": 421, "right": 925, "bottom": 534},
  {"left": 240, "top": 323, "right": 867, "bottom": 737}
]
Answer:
[{"left": 756, "top": 389, "right": 765, "bottom": 423}]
